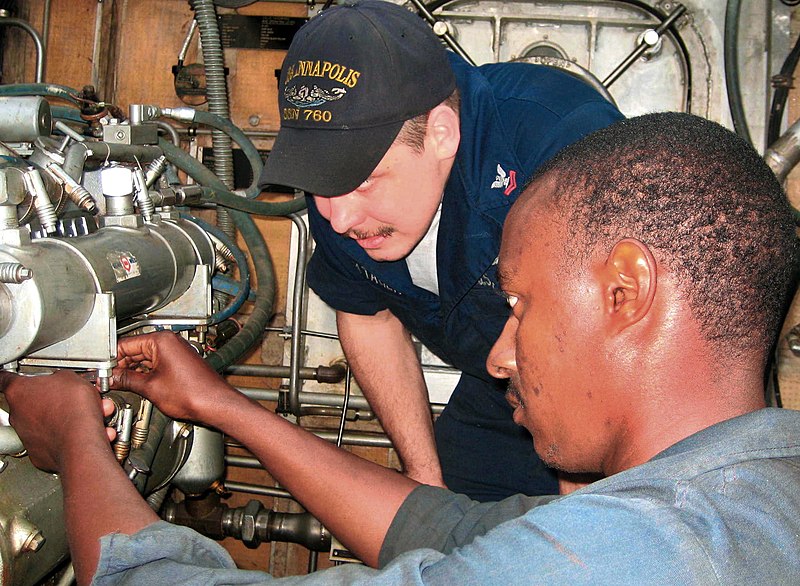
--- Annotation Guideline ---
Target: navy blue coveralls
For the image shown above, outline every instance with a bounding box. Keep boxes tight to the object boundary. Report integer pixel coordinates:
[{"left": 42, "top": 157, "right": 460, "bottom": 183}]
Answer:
[{"left": 306, "top": 52, "right": 624, "bottom": 501}]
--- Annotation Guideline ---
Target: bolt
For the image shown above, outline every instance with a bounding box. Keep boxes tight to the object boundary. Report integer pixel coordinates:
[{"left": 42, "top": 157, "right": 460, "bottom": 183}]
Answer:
[
  {"left": 248, "top": 115, "right": 261, "bottom": 127},
  {"left": 636, "top": 29, "right": 663, "bottom": 60},
  {"left": 432, "top": 20, "right": 448, "bottom": 36},
  {"left": 240, "top": 500, "right": 262, "bottom": 548},
  {"left": 642, "top": 29, "right": 660, "bottom": 47},
  {"left": 22, "top": 531, "right": 45, "bottom": 553}
]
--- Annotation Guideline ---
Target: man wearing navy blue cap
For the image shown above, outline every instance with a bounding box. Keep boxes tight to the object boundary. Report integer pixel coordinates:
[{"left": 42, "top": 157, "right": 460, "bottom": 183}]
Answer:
[{"left": 259, "top": 0, "right": 623, "bottom": 501}]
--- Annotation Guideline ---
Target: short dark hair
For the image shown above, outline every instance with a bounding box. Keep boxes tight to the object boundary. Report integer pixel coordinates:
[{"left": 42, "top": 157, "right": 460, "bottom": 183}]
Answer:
[
  {"left": 396, "top": 88, "right": 461, "bottom": 152},
  {"left": 535, "top": 112, "right": 800, "bottom": 358}
]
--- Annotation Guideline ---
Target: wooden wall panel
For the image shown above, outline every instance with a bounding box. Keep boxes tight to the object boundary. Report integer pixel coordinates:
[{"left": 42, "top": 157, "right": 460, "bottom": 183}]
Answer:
[
  {"left": 108, "top": 0, "right": 198, "bottom": 109},
  {"left": 2, "top": 0, "right": 98, "bottom": 87},
  {"left": 44, "top": 0, "right": 100, "bottom": 88}
]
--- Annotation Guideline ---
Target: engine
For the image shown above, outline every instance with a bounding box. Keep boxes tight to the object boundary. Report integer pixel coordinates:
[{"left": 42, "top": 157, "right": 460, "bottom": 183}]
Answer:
[{"left": 0, "top": 95, "right": 227, "bottom": 585}]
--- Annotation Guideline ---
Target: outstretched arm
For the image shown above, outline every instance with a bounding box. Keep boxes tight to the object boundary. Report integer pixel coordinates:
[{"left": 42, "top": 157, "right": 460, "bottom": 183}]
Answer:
[
  {"left": 1, "top": 371, "right": 159, "bottom": 585},
  {"left": 111, "top": 331, "right": 420, "bottom": 568},
  {"left": 337, "top": 309, "right": 444, "bottom": 487}
]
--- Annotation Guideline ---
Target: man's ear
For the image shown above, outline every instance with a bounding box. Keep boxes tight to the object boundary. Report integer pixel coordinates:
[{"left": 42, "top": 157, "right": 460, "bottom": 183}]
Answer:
[
  {"left": 426, "top": 103, "right": 460, "bottom": 160},
  {"left": 602, "top": 238, "right": 657, "bottom": 333}
]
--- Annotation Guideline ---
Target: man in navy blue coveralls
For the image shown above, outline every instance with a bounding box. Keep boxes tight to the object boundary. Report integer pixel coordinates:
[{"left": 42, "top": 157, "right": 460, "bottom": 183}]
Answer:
[{"left": 260, "top": 0, "right": 624, "bottom": 501}]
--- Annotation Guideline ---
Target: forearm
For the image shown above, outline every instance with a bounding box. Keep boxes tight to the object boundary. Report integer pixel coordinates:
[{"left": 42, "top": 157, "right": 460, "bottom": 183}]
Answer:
[
  {"left": 59, "top": 431, "right": 159, "bottom": 585},
  {"left": 109, "top": 331, "right": 420, "bottom": 569},
  {"left": 337, "top": 310, "right": 443, "bottom": 485},
  {"left": 199, "top": 386, "right": 418, "bottom": 568}
]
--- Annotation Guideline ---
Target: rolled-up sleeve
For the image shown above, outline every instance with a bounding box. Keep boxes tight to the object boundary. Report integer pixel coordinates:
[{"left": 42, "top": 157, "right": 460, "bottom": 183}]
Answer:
[
  {"left": 379, "top": 485, "right": 559, "bottom": 568},
  {"left": 93, "top": 521, "right": 256, "bottom": 585}
]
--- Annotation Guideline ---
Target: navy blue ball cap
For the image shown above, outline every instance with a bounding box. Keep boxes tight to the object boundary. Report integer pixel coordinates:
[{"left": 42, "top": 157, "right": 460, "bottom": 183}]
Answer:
[{"left": 259, "top": 0, "right": 456, "bottom": 196}]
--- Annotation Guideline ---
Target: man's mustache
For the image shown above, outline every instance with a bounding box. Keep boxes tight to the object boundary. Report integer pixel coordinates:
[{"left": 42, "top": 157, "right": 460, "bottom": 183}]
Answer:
[
  {"left": 505, "top": 380, "right": 524, "bottom": 409},
  {"left": 347, "top": 226, "right": 395, "bottom": 239}
]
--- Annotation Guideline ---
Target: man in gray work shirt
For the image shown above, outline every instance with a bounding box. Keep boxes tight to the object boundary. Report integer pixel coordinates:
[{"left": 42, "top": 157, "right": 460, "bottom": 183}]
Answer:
[{"left": 4, "top": 112, "right": 800, "bottom": 584}]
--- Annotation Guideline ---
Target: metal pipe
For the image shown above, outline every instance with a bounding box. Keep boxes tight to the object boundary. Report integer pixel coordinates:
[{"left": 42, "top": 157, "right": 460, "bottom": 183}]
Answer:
[
  {"left": 294, "top": 429, "right": 393, "bottom": 447},
  {"left": 288, "top": 213, "right": 309, "bottom": 416},
  {"left": 42, "top": 0, "right": 51, "bottom": 50},
  {"left": 765, "top": 117, "right": 800, "bottom": 183},
  {"left": 62, "top": 141, "right": 163, "bottom": 182},
  {"left": 602, "top": 4, "right": 686, "bottom": 88},
  {"left": 225, "top": 363, "right": 346, "bottom": 384},
  {"left": 237, "top": 386, "right": 446, "bottom": 414},
  {"left": 226, "top": 425, "right": 392, "bottom": 452},
  {"left": 163, "top": 494, "right": 335, "bottom": 550},
  {"left": 223, "top": 480, "right": 294, "bottom": 499},
  {"left": 178, "top": 18, "right": 198, "bottom": 65},
  {"left": 184, "top": 500, "right": 331, "bottom": 552},
  {"left": 0, "top": 16, "right": 46, "bottom": 83},
  {"left": 335, "top": 364, "right": 352, "bottom": 447},
  {"left": 156, "top": 121, "right": 181, "bottom": 146},
  {"left": 266, "top": 327, "right": 339, "bottom": 340},
  {"left": 239, "top": 386, "right": 371, "bottom": 409},
  {"left": 54, "top": 120, "right": 86, "bottom": 144}
]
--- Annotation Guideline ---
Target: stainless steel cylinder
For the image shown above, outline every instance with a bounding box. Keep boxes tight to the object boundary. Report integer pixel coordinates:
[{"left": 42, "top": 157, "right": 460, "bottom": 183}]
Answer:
[
  {"left": 0, "top": 97, "right": 52, "bottom": 142},
  {"left": 171, "top": 425, "right": 225, "bottom": 495},
  {"left": 0, "top": 218, "right": 214, "bottom": 364}
]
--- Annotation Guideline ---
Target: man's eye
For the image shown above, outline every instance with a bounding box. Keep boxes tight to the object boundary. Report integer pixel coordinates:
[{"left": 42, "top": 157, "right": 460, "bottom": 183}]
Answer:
[{"left": 505, "top": 294, "right": 518, "bottom": 308}]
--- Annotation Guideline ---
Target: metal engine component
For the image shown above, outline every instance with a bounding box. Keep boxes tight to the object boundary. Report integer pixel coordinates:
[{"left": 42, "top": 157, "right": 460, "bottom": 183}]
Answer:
[
  {"left": 163, "top": 495, "right": 331, "bottom": 552},
  {"left": 0, "top": 425, "right": 68, "bottom": 586},
  {"left": 0, "top": 97, "right": 51, "bottom": 143},
  {"left": 0, "top": 96, "right": 222, "bottom": 585},
  {"left": 170, "top": 426, "right": 225, "bottom": 496},
  {"left": 0, "top": 216, "right": 214, "bottom": 372}
]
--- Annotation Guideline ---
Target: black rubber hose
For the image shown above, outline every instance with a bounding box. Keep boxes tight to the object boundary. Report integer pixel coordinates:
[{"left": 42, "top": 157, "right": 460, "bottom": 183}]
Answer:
[
  {"left": 0, "top": 82, "right": 82, "bottom": 105},
  {"left": 157, "top": 138, "right": 306, "bottom": 217},
  {"left": 191, "top": 109, "right": 265, "bottom": 199},
  {"left": 200, "top": 186, "right": 307, "bottom": 216},
  {"left": 204, "top": 209, "right": 275, "bottom": 372},
  {"left": 158, "top": 138, "right": 278, "bottom": 371},
  {"left": 724, "top": 0, "right": 753, "bottom": 146},
  {"left": 184, "top": 214, "right": 251, "bottom": 324}
]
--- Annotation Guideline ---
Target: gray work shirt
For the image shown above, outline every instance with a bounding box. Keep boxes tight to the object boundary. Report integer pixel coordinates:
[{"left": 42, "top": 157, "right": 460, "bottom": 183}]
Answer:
[{"left": 93, "top": 408, "right": 800, "bottom": 585}]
